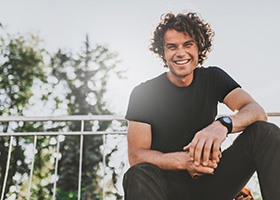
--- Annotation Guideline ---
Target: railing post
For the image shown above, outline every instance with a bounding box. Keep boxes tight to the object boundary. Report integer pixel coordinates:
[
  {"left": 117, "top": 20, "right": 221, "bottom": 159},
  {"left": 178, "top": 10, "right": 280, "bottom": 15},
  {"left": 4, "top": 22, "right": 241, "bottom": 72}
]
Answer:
[
  {"left": 78, "top": 120, "right": 84, "bottom": 200},
  {"left": 27, "top": 135, "right": 38, "bottom": 200},
  {"left": 52, "top": 135, "right": 61, "bottom": 200},
  {"left": 1, "top": 136, "right": 14, "bottom": 200},
  {"left": 102, "top": 134, "right": 106, "bottom": 199}
]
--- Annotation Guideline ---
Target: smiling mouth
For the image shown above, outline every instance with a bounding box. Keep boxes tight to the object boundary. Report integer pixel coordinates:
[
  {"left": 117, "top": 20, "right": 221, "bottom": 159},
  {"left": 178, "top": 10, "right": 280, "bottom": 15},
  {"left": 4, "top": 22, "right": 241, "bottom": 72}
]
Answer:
[{"left": 173, "top": 59, "right": 190, "bottom": 65}]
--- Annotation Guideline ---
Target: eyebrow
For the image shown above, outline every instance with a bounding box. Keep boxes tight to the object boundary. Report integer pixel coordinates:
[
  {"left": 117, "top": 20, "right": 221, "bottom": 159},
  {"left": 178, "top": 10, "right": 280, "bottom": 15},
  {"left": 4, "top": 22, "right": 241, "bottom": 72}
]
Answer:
[
  {"left": 183, "top": 40, "right": 195, "bottom": 45},
  {"left": 165, "top": 39, "right": 195, "bottom": 47}
]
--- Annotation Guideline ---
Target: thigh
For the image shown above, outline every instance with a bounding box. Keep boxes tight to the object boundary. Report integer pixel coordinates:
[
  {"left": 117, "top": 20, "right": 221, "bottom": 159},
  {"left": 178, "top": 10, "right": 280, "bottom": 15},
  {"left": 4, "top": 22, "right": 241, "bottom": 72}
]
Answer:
[
  {"left": 193, "top": 130, "right": 256, "bottom": 200},
  {"left": 123, "top": 162, "right": 196, "bottom": 200},
  {"left": 123, "top": 162, "right": 168, "bottom": 200},
  {"left": 162, "top": 170, "right": 196, "bottom": 200}
]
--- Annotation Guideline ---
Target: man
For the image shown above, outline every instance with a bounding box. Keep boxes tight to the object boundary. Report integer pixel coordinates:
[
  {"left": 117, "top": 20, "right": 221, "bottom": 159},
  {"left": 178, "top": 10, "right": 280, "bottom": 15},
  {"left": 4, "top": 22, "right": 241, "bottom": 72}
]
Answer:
[{"left": 123, "top": 12, "right": 280, "bottom": 200}]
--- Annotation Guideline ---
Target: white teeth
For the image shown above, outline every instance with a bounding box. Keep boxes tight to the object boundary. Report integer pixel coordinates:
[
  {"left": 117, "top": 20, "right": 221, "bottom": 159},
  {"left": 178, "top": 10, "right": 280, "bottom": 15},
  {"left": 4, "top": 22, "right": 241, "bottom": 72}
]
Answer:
[{"left": 174, "top": 59, "right": 190, "bottom": 65}]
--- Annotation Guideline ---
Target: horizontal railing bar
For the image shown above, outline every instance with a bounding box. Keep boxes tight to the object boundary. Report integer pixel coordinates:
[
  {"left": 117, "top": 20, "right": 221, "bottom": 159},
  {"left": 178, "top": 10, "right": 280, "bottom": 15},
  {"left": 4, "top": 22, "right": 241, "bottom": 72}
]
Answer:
[
  {"left": 0, "top": 115, "right": 126, "bottom": 122},
  {"left": 0, "top": 131, "right": 127, "bottom": 137},
  {"left": 0, "top": 113, "right": 279, "bottom": 123},
  {"left": 218, "top": 113, "right": 280, "bottom": 117},
  {"left": 0, "top": 114, "right": 278, "bottom": 137},
  {"left": 267, "top": 112, "right": 280, "bottom": 117}
]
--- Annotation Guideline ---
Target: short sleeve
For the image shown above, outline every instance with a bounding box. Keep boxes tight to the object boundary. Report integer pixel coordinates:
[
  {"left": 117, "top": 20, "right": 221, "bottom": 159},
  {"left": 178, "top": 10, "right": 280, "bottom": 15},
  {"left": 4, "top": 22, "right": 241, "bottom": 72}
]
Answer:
[
  {"left": 125, "top": 84, "right": 153, "bottom": 124},
  {"left": 209, "top": 67, "right": 241, "bottom": 103}
]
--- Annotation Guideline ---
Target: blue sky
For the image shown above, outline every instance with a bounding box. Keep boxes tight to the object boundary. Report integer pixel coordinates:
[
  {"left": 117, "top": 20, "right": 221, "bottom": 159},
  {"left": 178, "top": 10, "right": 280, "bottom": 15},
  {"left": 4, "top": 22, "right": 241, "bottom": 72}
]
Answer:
[{"left": 1, "top": 0, "right": 280, "bottom": 115}]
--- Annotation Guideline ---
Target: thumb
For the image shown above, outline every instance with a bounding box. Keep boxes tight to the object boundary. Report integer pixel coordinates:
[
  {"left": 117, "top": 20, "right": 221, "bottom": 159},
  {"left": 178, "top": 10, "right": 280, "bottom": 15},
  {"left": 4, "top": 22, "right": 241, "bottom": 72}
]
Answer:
[{"left": 183, "top": 144, "right": 190, "bottom": 151}]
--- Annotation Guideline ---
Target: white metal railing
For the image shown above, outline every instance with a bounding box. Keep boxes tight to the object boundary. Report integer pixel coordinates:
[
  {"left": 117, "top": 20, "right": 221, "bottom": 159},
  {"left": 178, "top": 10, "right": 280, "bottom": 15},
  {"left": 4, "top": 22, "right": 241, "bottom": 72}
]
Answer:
[
  {"left": 0, "top": 113, "right": 279, "bottom": 200},
  {"left": 0, "top": 115, "right": 127, "bottom": 200}
]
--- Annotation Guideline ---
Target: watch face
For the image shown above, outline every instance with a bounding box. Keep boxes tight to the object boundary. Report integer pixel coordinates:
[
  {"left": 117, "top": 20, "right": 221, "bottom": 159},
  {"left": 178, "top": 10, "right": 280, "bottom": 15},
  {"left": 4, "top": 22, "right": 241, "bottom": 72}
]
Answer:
[
  {"left": 223, "top": 117, "right": 231, "bottom": 124},
  {"left": 218, "top": 116, "right": 232, "bottom": 134}
]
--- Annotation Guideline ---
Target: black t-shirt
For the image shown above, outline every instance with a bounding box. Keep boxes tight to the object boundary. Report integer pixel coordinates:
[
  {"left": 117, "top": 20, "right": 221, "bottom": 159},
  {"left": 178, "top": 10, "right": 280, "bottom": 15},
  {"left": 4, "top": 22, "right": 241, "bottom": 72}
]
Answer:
[{"left": 125, "top": 66, "right": 241, "bottom": 153}]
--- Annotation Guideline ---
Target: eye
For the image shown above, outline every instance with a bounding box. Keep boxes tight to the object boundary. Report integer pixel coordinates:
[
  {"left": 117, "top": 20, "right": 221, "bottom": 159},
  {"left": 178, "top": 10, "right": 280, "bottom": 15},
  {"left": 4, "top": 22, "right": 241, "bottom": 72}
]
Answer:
[
  {"left": 184, "top": 42, "right": 194, "bottom": 48},
  {"left": 166, "top": 44, "right": 176, "bottom": 50}
]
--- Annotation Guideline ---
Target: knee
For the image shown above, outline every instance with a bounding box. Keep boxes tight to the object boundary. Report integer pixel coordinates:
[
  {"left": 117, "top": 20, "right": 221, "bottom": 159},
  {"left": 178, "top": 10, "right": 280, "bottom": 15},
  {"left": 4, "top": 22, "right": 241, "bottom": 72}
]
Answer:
[
  {"left": 248, "top": 121, "right": 279, "bottom": 133},
  {"left": 246, "top": 121, "right": 280, "bottom": 142},
  {"left": 124, "top": 162, "right": 160, "bottom": 181},
  {"left": 123, "top": 162, "right": 163, "bottom": 193},
  {"left": 123, "top": 163, "right": 168, "bottom": 199}
]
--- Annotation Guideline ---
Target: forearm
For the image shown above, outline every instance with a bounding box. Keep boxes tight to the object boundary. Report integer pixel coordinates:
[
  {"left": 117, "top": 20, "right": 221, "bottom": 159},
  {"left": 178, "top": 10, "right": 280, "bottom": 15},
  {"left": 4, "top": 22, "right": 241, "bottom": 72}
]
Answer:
[
  {"left": 127, "top": 121, "right": 189, "bottom": 170},
  {"left": 128, "top": 148, "right": 188, "bottom": 170},
  {"left": 127, "top": 121, "right": 216, "bottom": 175},
  {"left": 230, "top": 102, "right": 267, "bottom": 133}
]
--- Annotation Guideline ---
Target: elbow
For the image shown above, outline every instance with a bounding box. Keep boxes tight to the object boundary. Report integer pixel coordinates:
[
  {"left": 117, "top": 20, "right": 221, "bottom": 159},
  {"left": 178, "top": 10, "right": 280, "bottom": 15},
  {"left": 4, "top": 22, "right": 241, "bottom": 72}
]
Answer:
[
  {"left": 258, "top": 107, "right": 268, "bottom": 122},
  {"left": 128, "top": 147, "right": 151, "bottom": 167},
  {"left": 128, "top": 149, "right": 141, "bottom": 167},
  {"left": 128, "top": 157, "right": 137, "bottom": 167},
  {"left": 262, "top": 112, "right": 268, "bottom": 122}
]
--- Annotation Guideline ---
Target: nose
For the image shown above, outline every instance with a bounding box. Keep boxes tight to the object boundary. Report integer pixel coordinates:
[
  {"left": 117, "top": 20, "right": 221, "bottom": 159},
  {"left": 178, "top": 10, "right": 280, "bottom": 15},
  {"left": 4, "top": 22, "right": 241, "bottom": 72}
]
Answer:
[{"left": 176, "top": 47, "right": 186, "bottom": 57}]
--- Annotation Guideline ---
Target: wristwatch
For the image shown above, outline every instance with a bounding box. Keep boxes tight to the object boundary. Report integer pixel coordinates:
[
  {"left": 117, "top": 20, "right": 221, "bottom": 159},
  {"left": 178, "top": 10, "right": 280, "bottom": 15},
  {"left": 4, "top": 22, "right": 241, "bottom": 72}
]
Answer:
[{"left": 216, "top": 116, "right": 232, "bottom": 134}]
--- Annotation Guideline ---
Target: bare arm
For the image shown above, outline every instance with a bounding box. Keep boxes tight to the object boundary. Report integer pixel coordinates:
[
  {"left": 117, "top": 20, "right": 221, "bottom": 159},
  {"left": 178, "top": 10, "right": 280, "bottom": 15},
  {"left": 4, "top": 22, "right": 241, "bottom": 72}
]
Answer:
[
  {"left": 224, "top": 88, "right": 267, "bottom": 132},
  {"left": 186, "top": 88, "right": 267, "bottom": 166},
  {"left": 127, "top": 121, "right": 216, "bottom": 176}
]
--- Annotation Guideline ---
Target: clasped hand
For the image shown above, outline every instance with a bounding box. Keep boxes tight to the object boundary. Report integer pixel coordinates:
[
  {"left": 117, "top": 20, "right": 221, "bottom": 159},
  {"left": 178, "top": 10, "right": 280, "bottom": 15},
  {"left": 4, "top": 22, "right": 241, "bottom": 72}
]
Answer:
[{"left": 183, "top": 121, "right": 228, "bottom": 178}]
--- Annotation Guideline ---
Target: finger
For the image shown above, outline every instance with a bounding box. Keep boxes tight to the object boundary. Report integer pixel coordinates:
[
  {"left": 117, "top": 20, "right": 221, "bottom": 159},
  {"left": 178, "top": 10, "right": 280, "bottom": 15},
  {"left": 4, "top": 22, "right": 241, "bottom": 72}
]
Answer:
[
  {"left": 207, "top": 160, "right": 218, "bottom": 169},
  {"left": 236, "top": 196, "right": 251, "bottom": 200},
  {"left": 211, "top": 151, "right": 222, "bottom": 161},
  {"left": 211, "top": 141, "right": 222, "bottom": 163},
  {"left": 219, "top": 151, "right": 222, "bottom": 158},
  {"left": 183, "top": 144, "right": 190, "bottom": 151},
  {"left": 195, "top": 165, "right": 214, "bottom": 174},
  {"left": 190, "top": 172, "right": 204, "bottom": 179},
  {"left": 202, "top": 140, "right": 212, "bottom": 166},
  {"left": 188, "top": 139, "right": 198, "bottom": 161},
  {"left": 194, "top": 139, "right": 205, "bottom": 166}
]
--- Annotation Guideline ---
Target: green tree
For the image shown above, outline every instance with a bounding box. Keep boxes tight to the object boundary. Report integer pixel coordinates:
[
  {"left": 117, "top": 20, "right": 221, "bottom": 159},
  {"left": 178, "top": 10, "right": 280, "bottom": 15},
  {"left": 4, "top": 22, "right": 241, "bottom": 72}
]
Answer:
[
  {"left": 0, "top": 26, "right": 126, "bottom": 199},
  {"left": 50, "top": 35, "right": 125, "bottom": 199},
  {"left": 0, "top": 27, "right": 48, "bottom": 199}
]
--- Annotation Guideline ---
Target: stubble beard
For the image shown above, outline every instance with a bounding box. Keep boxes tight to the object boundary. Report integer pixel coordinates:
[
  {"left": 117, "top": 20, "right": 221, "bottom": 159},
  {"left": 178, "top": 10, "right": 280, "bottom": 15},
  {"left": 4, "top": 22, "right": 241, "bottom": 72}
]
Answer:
[{"left": 168, "top": 66, "right": 193, "bottom": 79}]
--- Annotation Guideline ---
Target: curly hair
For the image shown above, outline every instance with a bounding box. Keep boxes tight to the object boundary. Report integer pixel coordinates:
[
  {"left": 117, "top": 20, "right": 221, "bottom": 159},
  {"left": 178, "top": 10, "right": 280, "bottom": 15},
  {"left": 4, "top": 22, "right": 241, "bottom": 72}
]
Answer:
[{"left": 150, "top": 12, "right": 215, "bottom": 67}]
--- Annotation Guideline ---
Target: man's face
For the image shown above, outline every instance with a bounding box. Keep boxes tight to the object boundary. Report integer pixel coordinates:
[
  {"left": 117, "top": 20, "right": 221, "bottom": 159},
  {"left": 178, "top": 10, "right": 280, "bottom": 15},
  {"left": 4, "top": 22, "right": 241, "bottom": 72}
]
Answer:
[{"left": 163, "top": 29, "right": 199, "bottom": 79}]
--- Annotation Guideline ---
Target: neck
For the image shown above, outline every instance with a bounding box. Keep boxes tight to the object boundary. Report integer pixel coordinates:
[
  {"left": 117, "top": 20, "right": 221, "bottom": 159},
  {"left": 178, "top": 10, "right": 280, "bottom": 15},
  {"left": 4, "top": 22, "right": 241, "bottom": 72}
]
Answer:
[{"left": 167, "top": 71, "right": 194, "bottom": 87}]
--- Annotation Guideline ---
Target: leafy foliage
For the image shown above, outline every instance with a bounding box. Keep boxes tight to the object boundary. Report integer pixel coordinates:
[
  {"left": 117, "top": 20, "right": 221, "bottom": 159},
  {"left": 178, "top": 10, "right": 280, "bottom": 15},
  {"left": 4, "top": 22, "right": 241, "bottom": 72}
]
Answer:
[
  {"left": 50, "top": 35, "right": 125, "bottom": 199},
  {"left": 0, "top": 26, "right": 126, "bottom": 199},
  {"left": 0, "top": 30, "right": 46, "bottom": 115},
  {"left": 0, "top": 28, "right": 48, "bottom": 199}
]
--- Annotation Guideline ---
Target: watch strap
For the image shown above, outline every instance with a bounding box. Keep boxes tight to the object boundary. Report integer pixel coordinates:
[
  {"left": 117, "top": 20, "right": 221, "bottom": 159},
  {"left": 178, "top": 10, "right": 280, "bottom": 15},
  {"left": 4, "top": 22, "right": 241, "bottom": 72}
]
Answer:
[{"left": 216, "top": 116, "right": 233, "bottom": 134}]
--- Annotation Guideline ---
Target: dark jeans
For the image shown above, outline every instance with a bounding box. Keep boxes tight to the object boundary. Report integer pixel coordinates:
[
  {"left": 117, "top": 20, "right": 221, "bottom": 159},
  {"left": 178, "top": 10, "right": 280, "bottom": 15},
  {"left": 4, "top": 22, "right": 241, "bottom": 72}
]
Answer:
[{"left": 123, "top": 121, "right": 280, "bottom": 200}]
